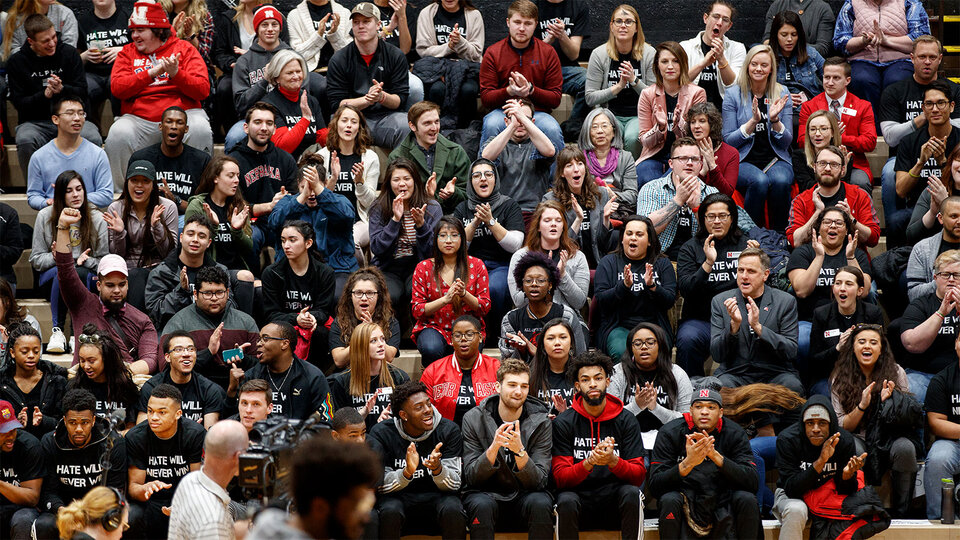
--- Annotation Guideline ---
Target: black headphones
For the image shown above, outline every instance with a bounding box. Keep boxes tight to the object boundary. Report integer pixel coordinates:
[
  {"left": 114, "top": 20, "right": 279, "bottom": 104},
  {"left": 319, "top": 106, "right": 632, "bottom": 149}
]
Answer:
[{"left": 100, "top": 487, "right": 126, "bottom": 532}]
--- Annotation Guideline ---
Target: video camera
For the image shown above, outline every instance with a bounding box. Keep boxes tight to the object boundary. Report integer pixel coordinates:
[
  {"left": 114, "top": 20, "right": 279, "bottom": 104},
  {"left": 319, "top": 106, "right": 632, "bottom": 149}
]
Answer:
[{"left": 237, "top": 415, "right": 329, "bottom": 505}]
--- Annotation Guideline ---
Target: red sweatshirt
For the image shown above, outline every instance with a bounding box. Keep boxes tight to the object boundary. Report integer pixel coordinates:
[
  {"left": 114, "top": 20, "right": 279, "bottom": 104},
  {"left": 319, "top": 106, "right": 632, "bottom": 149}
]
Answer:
[
  {"left": 479, "top": 37, "right": 562, "bottom": 112},
  {"left": 786, "top": 183, "right": 881, "bottom": 247},
  {"left": 111, "top": 36, "right": 210, "bottom": 121},
  {"left": 551, "top": 394, "right": 646, "bottom": 490}
]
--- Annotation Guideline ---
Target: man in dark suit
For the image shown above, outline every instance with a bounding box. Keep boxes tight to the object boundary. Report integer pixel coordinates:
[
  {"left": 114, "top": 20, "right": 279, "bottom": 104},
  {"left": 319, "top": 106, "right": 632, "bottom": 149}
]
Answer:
[{"left": 710, "top": 247, "right": 802, "bottom": 394}]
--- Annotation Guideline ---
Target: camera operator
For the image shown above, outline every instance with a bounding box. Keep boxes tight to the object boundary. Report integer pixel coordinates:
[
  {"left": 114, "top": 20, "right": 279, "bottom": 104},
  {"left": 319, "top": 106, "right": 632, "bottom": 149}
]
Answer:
[
  {"left": 125, "top": 384, "right": 205, "bottom": 539},
  {"left": 168, "top": 420, "right": 249, "bottom": 540}
]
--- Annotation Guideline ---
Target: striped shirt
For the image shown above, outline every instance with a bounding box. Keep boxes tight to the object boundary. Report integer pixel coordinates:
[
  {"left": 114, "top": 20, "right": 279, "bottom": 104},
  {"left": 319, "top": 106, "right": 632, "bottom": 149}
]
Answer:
[{"left": 167, "top": 469, "right": 234, "bottom": 540}]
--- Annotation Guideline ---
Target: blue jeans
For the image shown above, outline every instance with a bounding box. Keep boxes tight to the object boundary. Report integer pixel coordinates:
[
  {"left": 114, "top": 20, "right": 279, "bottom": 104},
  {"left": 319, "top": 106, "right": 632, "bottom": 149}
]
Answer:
[
  {"left": 881, "top": 157, "right": 912, "bottom": 246},
  {"left": 635, "top": 159, "right": 668, "bottom": 190},
  {"left": 752, "top": 437, "right": 777, "bottom": 512},
  {"left": 924, "top": 439, "right": 960, "bottom": 519},
  {"left": 484, "top": 260, "right": 510, "bottom": 346},
  {"left": 561, "top": 65, "right": 587, "bottom": 121},
  {"left": 224, "top": 119, "right": 246, "bottom": 153},
  {"left": 676, "top": 319, "right": 711, "bottom": 378},
  {"left": 737, "top": 160, "right": 794, "bottom": 231},
  {"left": 406, "top": 72, "right": 424, "bottom": 110},
  {"left": 797, "top": 320, "right": 812, "bottom": 380},
  {"left": 904, "top": 368, "right": 934, "bottom": 404},
  {"left": 479, "top": 110, "right": 564, "bottom": 157},
  {"left": 416, "top": 327, "right": 452, "bottom": 367},
  {"left": 850, "top": 59, "right": 913, "bottom": 136}
]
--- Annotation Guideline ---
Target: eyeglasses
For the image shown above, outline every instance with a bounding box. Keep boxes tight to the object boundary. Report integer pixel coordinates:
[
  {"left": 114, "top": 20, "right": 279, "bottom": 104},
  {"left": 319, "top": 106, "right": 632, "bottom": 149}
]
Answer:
[
  {"left": 591, "top": 122, "right": 612, "bottom": 131},
  {"left": 923, "top": 100, "right": 951, "bottom": 110},
  {"left": 258, "top": 335, "right": 286, "bottom": 342},
  {"left": 612, "top": 18, "right": 635, "bottom": 27},
  {"left": 55, "top": 110, "right": 86, "bottom": 118},
  {"left": 523, "top": 278, "right": 549, "bottom": 285},
  {"left": 198, "top": 290, "right": 227, "bottom": 299},
  {"left": 78, "top": 333, "right": 101, "bottom": 345},
  {"left": 170, "top": 346, "right": 197, "bottom": 354},
  {"left": 937, "top": 272, "right": 960, "bottom": 281},
  {"left": 705, "top": 213, "right": 730, "bottom": 222},
  {"left": 821, "top": 218, "right": 845, "bottom": 228},
  {"left": 808, "top": 126, "right": 832, "bottom": 134},
  {"left": 437, "top": 232, "right": 461, "bottom": 240},
  {"left": 671, "top": 155, "right": 702, "bottom": 164},
  {"left": 815, "top": 160, "right": 843, "bottom": 170},
  {"left": 452, "top": 331, "right": 479, "bottom": 341},
  {"left": 351, "top": 290, "right": 378, "bottom": 299},
  {"left": 471, "top": 171, "right": 496, "bottom": 179},
  {"left": 632, "top": 338, "right": 657, "bottom": 349},
  {"left": 709, "top": 13, "right": 732, "bottom": 24}
]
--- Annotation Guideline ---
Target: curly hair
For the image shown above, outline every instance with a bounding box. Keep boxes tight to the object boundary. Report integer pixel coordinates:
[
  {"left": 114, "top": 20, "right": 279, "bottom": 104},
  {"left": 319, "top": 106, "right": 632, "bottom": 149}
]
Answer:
[
  {"left": 830, "top": 324, "right": 902, "bottom": 415},
  {"left": 551, "top": 145, "right": 600, "bottom": 211},
  {"left": 512, "top": 251, "right": 561, "bottom": 298},
  {"left": 335, "top": 268, "right": 395, "bottom": 345},
  {"left": 391, "top": 380, "right": 429, "bottom": 414},
  {"left": 566, "top": 350, "right": 615, "bottom": 383},
  {"left": 685, "top": 102, "right": 723, "bottom": 150},
  {"left": 67, "top": 324, "right": 139, "bottom": 412}
]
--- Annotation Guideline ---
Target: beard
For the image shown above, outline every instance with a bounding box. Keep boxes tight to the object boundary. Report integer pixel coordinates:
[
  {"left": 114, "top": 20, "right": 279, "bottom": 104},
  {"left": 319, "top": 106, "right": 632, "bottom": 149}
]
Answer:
[
  {"left": 818, "top": 173, "right": 840, "bottom": 188},
  {"left": 102, "top": 298, "right": 125, "bottom": 311},
  {"left": 581, "top": 389, "right": 607, "bottom": 407}
]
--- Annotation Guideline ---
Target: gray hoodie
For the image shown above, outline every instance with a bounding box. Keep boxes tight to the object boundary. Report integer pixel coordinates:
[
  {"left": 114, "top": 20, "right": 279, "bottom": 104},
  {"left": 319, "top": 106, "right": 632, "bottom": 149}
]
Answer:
[
  {"left": 232, "top": 40, "right": 292, "bottom": 115},
  {"left": 367, "top": 405, "right": 462, "bottom": 494}
]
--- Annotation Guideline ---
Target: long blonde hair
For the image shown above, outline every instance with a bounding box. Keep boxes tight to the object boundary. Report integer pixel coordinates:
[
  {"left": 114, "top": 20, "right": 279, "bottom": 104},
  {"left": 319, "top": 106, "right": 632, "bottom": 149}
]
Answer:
[
  {"left": 159, "top": 0, "right": 209, "bottom": 39},
  {"left": 803, "top": 110, "right": 842, "bottom": 168},
  {"left": 605, "top": 4, "right": 645, "bottom": 61},
  {"left": 232, "top": 0, "right": 272, "bottom": 22},
  {"left": 56, "top": 487, "right": 125, "bottom": 540},
  {"left": 737, "top": 44, "right": 782, "bottom": 101},
  {"left": 2, "top": 0, "right": 44, "bottom": 59},
  {"left": 347, "top": 322, "right": 396, "bottom": 398}
]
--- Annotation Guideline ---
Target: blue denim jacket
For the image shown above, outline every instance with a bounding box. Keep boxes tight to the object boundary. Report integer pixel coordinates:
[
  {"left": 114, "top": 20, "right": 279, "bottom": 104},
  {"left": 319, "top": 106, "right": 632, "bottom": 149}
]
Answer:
[{"left": 777, "top": 46, "right": 824, "bottom": 109}]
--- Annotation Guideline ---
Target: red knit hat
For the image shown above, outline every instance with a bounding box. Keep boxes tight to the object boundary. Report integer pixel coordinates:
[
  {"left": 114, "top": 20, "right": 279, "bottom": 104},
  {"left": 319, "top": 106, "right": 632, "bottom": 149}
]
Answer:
[
  {"left": 253, "top": 6, "right": 284, "bottom": 32},
  {"left": 129, "top": 0, "right": 171, "bottom": 29}
]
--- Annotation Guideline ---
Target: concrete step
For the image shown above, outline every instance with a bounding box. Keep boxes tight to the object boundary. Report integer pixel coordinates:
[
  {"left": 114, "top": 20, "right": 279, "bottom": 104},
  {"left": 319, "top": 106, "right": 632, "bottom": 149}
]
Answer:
[{"left": 14, "top": 248, "right": 33, "bottom": 291}]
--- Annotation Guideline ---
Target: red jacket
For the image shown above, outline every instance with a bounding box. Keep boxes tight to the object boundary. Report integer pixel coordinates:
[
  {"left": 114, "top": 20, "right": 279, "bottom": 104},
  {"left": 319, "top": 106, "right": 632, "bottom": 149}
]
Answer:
[
  {"left": 799, "top": 92, "right": 877, "bottom": 181},
  {"left": 420, "top": 353, "right": 500, "bottom": 421},
  {"left": 111, "top": 36, "right": 211, "bottom": 121},
  {"left": 479, "top": 37, "right": 562, "bottom": 112},
  {"left": 786, "top": 184, "right": 881, "bottom": 247}
]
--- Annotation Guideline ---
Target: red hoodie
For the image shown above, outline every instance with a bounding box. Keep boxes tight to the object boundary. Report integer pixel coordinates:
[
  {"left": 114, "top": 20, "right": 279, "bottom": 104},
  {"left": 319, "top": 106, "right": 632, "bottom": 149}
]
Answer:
[
  {"left": 111, "top": 36, "right": 211, "bottom": 121},
  {"left": 551, "top": 394, "right": 646, "bottom": 490}
]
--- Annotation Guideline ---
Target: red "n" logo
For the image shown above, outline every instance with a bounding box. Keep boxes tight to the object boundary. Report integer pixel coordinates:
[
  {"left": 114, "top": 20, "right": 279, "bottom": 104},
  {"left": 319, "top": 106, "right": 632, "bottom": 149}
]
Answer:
[{"left": 699, "top": 389, "right": 710, "bottom": 398}]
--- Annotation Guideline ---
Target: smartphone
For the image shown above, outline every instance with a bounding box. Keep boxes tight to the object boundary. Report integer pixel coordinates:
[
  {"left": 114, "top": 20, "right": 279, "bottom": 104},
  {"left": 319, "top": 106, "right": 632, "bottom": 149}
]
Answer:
[{"left": 223, "top": 347, "right": 243, "bottom": 365}]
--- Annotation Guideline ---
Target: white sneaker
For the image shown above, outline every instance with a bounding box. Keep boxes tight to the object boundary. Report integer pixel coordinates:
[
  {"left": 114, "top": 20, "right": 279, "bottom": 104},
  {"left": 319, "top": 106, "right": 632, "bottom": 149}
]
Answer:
[{"left": 47, "top": 327, "right": 67, "bottom": 353}]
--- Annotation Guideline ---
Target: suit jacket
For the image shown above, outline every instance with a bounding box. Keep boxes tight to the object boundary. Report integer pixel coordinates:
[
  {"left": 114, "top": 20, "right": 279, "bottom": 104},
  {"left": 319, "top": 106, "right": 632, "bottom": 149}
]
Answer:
[
  {"left": 710, "top": 287, "right": 799, "bottom": 378},
  {"left": 637, "top": 83, "right": 706, "bottom": 162},
  {"left": 799, "top": 92, "right": 878, "bottom": 180},
  {"left": 721, "top": 85, "right": 794, "bottom": 165}
]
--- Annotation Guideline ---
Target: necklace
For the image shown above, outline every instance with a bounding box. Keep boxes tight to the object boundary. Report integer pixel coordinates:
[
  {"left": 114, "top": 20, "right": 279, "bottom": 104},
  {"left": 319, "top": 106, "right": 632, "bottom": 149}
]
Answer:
[{"left": 266, "top": 365, "right": 292, "bottom": 392}]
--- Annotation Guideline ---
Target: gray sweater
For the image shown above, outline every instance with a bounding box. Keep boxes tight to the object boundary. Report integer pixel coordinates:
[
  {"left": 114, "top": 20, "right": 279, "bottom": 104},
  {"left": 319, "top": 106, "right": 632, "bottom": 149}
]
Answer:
[
  {"left": 29, "top": 205, "right": 108, "bottom": 272},
  {"left": 906, "top": 230, "right": 942, "bottom": 301},
  {"left": 584, "top": 43, "right": 656, "bottom": 108},
  {"left": 608, "top": 362, "right": 693, "bottom": 426}
]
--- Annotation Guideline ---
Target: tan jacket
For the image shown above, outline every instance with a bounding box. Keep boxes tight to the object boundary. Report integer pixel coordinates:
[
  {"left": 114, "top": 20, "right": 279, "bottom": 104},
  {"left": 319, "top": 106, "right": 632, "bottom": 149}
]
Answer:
[{"left": 415, "top": 3, "right": 484, "bottom": 63}]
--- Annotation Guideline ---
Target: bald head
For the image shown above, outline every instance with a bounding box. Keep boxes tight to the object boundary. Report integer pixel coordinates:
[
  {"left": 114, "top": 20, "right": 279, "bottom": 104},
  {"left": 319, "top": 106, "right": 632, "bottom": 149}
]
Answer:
[{"left": 205, "top": 419, "right": 249, "bottom": 458}]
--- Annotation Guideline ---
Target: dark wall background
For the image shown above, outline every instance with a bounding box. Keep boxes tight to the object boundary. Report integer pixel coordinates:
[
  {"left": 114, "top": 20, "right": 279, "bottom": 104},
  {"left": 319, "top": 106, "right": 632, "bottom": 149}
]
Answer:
[{"left": 18, "top": 0, "right": 939, "bottom": 60}]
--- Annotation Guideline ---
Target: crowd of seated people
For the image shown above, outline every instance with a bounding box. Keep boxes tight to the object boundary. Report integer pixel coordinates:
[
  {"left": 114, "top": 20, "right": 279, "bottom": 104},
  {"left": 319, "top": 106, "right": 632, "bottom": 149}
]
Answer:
[{"left": 4, "top": 0, "right": 960, "bottom": 538}]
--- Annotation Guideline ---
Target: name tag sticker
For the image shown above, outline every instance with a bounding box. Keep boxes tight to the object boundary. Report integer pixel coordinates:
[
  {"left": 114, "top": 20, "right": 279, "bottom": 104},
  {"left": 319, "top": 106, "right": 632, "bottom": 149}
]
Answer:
[
  {"left": 764, "top": 98, "right": 771, "bottom": 105},
  {"left": 824, "top": 329, "right": 841, "bottom": 338},
  {"left": 841, "top": 107, "right": 857, "bottom": 117},
  {"left": 726, "top": 251, "right": 742, "bottom": 259}
]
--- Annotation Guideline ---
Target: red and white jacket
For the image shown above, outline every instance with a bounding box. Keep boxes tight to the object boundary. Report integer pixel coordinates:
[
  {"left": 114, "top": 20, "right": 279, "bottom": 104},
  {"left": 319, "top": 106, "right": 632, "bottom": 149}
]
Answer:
[
  {"left": 420, "top": 353, "right": 500, "bottom": 422},
  {"left": 111, "top": 36, "right": 210, "bottom": 121}
]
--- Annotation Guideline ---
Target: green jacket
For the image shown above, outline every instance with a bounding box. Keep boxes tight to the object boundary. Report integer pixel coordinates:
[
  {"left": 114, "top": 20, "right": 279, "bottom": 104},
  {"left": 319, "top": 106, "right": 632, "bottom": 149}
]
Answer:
[
  {"left": 184, "top": 195, "right": 254, "bottom": 270},
  {"left": 389, "top": 132, "right": 470, "bottom": 214}
]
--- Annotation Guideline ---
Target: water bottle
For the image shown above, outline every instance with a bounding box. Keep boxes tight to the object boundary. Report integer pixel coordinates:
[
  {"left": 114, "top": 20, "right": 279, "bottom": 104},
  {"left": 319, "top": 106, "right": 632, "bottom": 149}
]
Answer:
[{"left": 943, "top": 478, "right": 955, "bottom": 524}]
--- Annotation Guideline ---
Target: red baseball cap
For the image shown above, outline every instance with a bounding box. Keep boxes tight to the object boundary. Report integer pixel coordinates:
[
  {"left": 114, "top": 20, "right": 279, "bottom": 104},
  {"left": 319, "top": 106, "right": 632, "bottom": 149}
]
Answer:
[{"left": 0, "top": 400, "right": 23, "bottom": 433}]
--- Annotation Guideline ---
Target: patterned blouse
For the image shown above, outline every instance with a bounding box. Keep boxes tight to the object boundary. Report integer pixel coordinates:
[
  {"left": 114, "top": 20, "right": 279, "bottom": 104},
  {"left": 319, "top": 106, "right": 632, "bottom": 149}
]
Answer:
[{"left": 411, "top": 256, "right": 492, "bottom": 344}]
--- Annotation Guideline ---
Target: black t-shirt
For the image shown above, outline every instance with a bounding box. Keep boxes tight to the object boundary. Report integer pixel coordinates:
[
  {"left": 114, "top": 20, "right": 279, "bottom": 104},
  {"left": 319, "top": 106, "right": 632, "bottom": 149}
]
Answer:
[
  {"left": 305, "top": 1, "right": 336, "bottom": 67},
  {"left": 281, "top": 269, "right": 315, "bottom": 312},
  {"left": 263, "top": 91, "right": 323, "bottom": 160},
  {"left": 880, "top": 77, "right": 960, "bottom": 157},
  {"left": 85, "top": 381, "right": 139, "bottom": 425},
  {"left": 454, "top": 198, "right": 526, "bottom": 264},
  {"left": 0, "top": 429, "right": 44, "bottom": 505},
  {"left": 328, "top": 317, "right": 402, "bottom": 357},
  {"left": 329, "top": 366, "right": 411, "bottom": 428},
  {"left": 433, "top": 6, "right": 466, "bottom": 46},
  {"left": 454, "top": 369, "right": 475, "bottom": 425},
  {"left": 941, "top": 238, "right": 960, "bottom": 256},
  {"left": 124, "top": 418, "right": 205, "bottom": 506},
  {"left": 607, "top": 52, "right": 644, "bottom": 117},
  {"left": 652, "top": 92, "right": 679, "bottom": 163},
  {"left": 137, "top": 371, "right": 225, "bottom": 425},
  {"left": 510, "top": 303, "right": 567, "bottom": 348},
  {"left": 376, "top": 4, "right": 403, "bottom": 51},
  {"left": 537, "top": 369, "right": 575, "bottom": 416},
  {"left": 901, "top": 292, "right": 960, "bottom": 374},
  {"left": 746, "top": 95, "right": 775, "bottom": 168},
  {"left": 786, "top": 243, "right": 872, "bottom": 320},
  {"left": 820, "top": 183, "right": 846, "bottom": 208},
  {"left": 678, "top": 233, "right": 748, "bottom": 322},
  {"left": 331, "top": 152, "right": 361, "bottom": 220},
  {"left": 577, "top": 195, "right": 596, "bottom": 268},
  {"left": 894, "top": 127, "right": 960, "bottom": 205},
  {"left": 77, "top": 6, "right": 131, "bottom": 76},
  {"left": 666, "top": 207, "right": 694, "bottom": 260},
  {"left": 925, "top": 361, "right": 960, "bottom": 438},
  {"left": 130, "top": 145, "right": 211, "bottom": 212},
  {"left": 537, "top": 0, "right": 589, "bottom": 67},
  {"left": 697, "top": 40, "right": 723, "bottom": 107},
  {"left": 204, "top": 195, "right": 242, "bottom": 270}
]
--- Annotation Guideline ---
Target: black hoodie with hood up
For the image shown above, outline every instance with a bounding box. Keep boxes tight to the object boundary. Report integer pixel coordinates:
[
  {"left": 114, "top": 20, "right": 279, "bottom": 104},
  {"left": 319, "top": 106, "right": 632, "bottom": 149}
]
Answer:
[
  {"left": 39, "top": 416, "right": 127, "bottom": 513},
  {"left": 775, "top": 394, "right": 859, "bottom": 500},
  {"left": 453, "top": 159, "right": 525, "bottom": 265}
]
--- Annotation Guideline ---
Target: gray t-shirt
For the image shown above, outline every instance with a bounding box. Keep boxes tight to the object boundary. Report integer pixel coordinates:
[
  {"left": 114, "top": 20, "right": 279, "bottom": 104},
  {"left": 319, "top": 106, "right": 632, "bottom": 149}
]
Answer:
[{"left": 483, "top": 137, "right": 553, "bottom": 213}]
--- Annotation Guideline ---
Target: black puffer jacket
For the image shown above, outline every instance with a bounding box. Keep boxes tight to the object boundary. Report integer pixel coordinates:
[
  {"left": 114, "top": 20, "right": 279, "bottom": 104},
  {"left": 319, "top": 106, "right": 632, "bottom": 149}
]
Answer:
[
  {"left": 863, "top": 390, "right": 923, "bottom": 485},
  {"left": 0, "top": 359, "right": 68, "bottom": 438}
]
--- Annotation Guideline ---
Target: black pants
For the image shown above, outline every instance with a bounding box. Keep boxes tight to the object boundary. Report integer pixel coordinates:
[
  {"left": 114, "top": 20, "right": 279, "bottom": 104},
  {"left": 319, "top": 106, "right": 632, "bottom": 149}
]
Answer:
[
  {"left": 33, "top": 511, "right": 58, "bottom": 540},
  {"left": 372, "top": 492, "right": 466, "bottom": 540},
  {"left": 126, "top": 500, "right": 170, "bottom": 539},
  {"left": 657, "top": 490, "right": 760, "bottom": 540},
  {"left": 556, "top": 484, "right": 641, "bottom": 539},
  {"left": 463, "top": 491, "right": 553, "bottom": 540},
  {"left": 0, "top": 503, "right": 38, "bottom": 540},
  {"left": 424, "top": 77, "right": 479, "bottom": 128}
]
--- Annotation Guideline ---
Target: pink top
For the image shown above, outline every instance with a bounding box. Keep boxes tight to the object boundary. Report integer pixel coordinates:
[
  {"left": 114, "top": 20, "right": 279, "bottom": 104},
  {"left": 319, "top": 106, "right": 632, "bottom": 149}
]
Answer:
[{"left": 411, "top": 256, "right": 492, "bottom": 343}]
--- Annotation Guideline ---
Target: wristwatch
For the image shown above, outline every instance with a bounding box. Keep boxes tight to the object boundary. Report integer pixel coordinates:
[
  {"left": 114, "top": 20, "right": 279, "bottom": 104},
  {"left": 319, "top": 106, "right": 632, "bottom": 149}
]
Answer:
[
  {"left": 514, "top": 448, "right": 527, "bottom": 458},
  {"left": 486, "top": 217, "right": 499, "bottom": 228}
]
